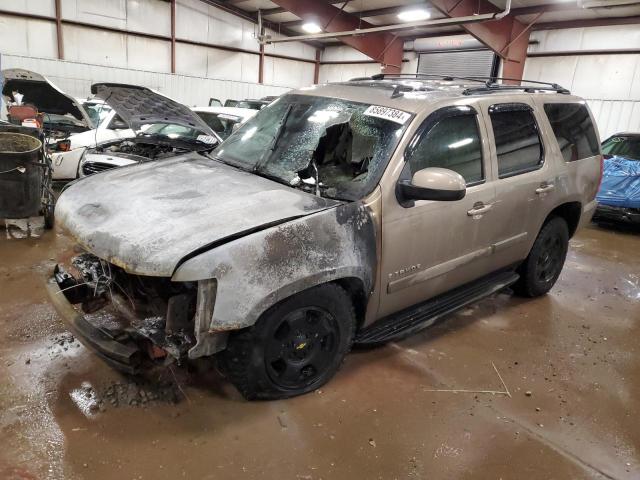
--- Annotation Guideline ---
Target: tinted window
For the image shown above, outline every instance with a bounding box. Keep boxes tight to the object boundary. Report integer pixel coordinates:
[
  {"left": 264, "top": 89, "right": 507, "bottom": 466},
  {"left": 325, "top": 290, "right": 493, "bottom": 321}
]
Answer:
[
  {"left": 407, "top": 114, "right": 483, "bottom": 184},
  {"left": 602, "top": 135, "right": 640, "bottom": 161},
  {"left": 489, "top": 105, "right": 543, "bottom": 178},
  {"left": 544, "top": 103, "right": 599, "bottom": 162}
]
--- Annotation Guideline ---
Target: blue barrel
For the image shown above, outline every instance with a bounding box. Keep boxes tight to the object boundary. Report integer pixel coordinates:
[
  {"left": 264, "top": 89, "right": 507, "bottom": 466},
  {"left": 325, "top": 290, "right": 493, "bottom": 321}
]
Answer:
[{"left": 0, "top": 131, "right": 44, "bottom": 218}]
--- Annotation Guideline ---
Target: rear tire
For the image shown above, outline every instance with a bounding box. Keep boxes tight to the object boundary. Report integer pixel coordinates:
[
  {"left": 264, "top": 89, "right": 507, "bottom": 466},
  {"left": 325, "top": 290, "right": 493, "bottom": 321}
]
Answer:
[
  {"left": 218, "top": 284, "right": 356, "bottom": 400},
  {"left": 514, "top": 216, "right": 569, "bottom": 297}
]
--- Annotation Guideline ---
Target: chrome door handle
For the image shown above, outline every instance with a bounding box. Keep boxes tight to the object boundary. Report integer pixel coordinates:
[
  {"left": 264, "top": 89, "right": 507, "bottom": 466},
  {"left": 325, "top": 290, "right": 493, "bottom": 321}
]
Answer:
[
  {"left": 535, "top": 183, "right": 555, "bottom": 194},
  {"left": 467, "top": 203, "right": 492, "bottom": 216}
]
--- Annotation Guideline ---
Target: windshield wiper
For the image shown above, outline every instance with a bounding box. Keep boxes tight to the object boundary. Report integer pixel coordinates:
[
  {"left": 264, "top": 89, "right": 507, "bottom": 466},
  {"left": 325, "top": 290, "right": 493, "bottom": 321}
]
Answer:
[{"left": 253, "top": 104, "right": 293, "bottom": 173}]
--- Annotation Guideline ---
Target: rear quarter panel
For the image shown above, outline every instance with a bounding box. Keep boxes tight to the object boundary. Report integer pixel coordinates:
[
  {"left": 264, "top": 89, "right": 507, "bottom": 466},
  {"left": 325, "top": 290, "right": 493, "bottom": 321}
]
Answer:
[{"left": 532, "top": 95, "right": 602, "bottom": 231}]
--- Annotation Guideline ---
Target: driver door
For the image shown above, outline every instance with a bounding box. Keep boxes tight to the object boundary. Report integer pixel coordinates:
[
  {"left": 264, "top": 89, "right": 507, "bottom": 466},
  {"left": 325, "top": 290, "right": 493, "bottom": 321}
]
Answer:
[{"left": 378, "top": 105, "right": 500, "bottom": 317}]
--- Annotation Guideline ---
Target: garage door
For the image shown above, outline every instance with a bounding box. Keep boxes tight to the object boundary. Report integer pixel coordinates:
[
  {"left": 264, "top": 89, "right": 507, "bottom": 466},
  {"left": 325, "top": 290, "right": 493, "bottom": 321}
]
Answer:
[{"left": 418, "top": 49, "right": 498, "bottom": 78}]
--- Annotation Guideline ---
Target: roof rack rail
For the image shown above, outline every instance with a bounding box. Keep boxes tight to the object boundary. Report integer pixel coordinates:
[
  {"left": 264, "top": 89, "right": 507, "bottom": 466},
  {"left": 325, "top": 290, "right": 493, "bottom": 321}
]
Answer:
[{"left": 347, "top": 73, "right": 571, "bottom": 95}]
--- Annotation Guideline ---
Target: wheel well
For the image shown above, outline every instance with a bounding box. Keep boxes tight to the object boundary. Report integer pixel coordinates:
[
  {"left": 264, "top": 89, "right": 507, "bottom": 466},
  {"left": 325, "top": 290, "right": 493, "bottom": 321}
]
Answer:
[
  {"left": 546, "top": 202, "right": 582, "bottom": 238},
  {"left": 332, "top": 277, "right": 368, "bottom": 329}
]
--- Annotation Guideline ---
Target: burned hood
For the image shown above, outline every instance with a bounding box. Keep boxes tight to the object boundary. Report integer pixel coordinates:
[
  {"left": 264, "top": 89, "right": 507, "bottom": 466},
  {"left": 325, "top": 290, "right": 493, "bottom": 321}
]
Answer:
[
  {"left": 55, "top": 154, "right": 340, "bottom": 276},
  {"left": 1, "top": 69, "right": 92, "bottom": 128},
  {"left": 91, "top": 83, "right": 215, "bottom": 137}
]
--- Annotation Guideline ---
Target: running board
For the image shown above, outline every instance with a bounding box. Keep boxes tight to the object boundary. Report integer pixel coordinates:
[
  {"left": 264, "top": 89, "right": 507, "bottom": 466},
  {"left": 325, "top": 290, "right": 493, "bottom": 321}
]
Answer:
[{"left": 355, "top": 271, "right": 519, "bottom": 345}]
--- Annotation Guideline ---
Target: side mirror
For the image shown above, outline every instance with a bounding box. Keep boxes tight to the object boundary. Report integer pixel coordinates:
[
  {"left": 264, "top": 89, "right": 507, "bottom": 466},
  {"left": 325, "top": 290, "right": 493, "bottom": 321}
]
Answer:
[{"left": 397, "top": 167, "right": 466, "bottom": 205}]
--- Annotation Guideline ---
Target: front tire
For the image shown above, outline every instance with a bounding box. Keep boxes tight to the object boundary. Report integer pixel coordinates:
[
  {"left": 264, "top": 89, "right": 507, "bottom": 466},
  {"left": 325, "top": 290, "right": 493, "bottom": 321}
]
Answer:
[
  {"left": 218, "top": 284, "right": 356, "bottom": 400},
  {"left": 515, "top": 216, "right": 569, "bottom": 297}
]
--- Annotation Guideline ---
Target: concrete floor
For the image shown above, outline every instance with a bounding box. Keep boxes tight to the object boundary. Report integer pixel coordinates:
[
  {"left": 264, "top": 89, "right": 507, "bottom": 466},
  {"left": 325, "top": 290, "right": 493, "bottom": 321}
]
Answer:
[{"left": 0, "top": 219, "right": 638, "bottom": 480}]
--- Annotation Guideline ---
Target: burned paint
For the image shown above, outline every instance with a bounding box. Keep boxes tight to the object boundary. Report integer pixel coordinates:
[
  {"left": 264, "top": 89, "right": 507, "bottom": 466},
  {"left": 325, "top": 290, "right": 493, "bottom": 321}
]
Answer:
[
  {"left": 173, "top": 201, "right": 378, "bottom": 340},
  {"left": 55, "top": 153, "right": 340, "bottom": 277}
]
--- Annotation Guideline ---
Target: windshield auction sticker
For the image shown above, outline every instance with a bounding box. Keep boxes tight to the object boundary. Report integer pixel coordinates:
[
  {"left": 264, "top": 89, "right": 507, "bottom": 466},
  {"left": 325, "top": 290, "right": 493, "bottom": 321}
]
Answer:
[
  {"left": 197, "top": 134, "right": 218, "bottom": 144},
  {"left": 363, "top": 105, "right": 411, "bottom": 125}
]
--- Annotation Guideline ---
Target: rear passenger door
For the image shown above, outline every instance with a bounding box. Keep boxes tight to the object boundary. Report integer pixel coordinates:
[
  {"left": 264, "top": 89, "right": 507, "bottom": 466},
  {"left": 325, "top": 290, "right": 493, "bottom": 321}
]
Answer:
[{"left": 481, "top": 100, "right": 560, "bottom": 266}]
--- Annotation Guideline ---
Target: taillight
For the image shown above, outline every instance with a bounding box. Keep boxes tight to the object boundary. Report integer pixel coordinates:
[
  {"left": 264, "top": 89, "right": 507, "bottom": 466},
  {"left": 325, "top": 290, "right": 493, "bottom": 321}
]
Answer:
[{"left": 596, "top": 154, "right": 604, "bottom": 192}]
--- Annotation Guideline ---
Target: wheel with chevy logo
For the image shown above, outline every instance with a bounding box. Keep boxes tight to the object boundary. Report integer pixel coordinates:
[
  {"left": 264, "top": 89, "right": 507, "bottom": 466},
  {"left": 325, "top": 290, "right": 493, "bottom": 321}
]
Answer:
[{"left": 218, "top": 283, "right": 356, "bottom": 400}]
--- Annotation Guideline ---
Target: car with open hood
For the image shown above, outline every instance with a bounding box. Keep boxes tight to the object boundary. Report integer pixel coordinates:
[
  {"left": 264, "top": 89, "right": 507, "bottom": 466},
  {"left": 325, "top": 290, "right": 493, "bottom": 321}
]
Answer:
[
  {"left": 78, "top": 105, "right": 252, "bottom": 178},
  {"left": 1, "top": 68, "right": 93, "bottom": 139},
  {"left": 74, "top": 83, "right": 221, "bottom": 177},
  {"left": 191, "top": 106, "right": 257, "bottom": 140},
  {"left": 50, "top": 99, "right": 135, "bottom": 180},
  {"left": 594, "top": 133, "right": 640, "bottom": 224},
  {"left": 47, "top": 76, "right": 602, "bottom": 400}
]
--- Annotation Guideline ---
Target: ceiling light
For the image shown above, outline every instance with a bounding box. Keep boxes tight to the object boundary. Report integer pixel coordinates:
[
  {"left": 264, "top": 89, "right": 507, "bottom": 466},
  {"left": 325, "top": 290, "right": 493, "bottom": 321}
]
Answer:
[
  {"left": 397, "top": 9, "right": 431, "bottom": 22},
  {"left": 302, "top": 23, "right": 322, "bottom": 34}
]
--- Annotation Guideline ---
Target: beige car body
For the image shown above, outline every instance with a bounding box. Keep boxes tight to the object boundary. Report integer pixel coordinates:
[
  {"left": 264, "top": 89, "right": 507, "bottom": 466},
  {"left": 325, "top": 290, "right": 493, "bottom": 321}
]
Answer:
[
  {"left": 50, "top": 79, "right": 601, "bottom": 372},
  {"left": 290, "top": 82, "right": 601, "bottom": 327}
]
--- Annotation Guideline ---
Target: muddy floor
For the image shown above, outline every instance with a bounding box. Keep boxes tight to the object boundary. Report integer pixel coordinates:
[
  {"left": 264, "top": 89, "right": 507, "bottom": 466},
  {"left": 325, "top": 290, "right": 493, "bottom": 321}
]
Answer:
[{"left": 1, "top": 217, "right": 639, "bottom": 479}]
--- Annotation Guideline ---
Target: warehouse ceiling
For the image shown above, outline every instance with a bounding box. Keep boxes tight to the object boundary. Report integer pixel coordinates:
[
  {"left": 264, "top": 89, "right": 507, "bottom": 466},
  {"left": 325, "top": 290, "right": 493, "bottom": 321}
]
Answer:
[{"left": 214, "top": 0, "right": 640, "bottom": 44}]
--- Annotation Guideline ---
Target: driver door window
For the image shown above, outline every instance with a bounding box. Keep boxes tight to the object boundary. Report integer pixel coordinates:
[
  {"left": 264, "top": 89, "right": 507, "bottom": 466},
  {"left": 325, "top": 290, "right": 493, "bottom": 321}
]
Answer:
[{"left": 407, "top": 113, "right": 484, "bottom": 185}]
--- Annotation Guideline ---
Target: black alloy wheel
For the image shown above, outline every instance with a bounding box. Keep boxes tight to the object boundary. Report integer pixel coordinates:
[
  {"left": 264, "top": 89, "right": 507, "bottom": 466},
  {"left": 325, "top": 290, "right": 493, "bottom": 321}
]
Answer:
[{"left": 218, "top": 283, "right": 356, "bottom": 400}]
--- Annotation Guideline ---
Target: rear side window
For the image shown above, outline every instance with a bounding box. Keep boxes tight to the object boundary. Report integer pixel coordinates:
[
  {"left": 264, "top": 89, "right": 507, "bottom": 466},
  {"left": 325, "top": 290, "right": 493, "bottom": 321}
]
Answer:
[
  {"left": 543, "top": 103, "right": 600, "bottom": 162},
  {"left": 489, "top": 104, "right": 543, "bottom": 178},
  {"left": 407, "top": 113, "right": 483, "bottom": 184}
]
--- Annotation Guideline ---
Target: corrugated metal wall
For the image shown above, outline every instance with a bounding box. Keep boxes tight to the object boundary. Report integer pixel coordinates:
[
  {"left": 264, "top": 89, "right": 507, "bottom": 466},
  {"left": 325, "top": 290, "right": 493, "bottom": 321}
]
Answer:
[
  {"left": 0, "top": 0, "right": 318, "bottom": 109},
  {"left": 525, "top": 25, "right": 640, "bottom": 139},
  {"left": 1, "top": 54, "right": 289, "bottom": 107}
]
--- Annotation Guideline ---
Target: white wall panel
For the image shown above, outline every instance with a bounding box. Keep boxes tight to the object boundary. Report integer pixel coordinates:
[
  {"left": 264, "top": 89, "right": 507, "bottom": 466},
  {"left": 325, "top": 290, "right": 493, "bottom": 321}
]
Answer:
[
  {"left": 1, "top": 0, "right": 55, "bottom": 16},
  {"left": 175, "top": 43, "right": 207, "bottom": 77},
  {"left": 318, "top": 63, "right": 380, "bottom": 84},
  {"left": 127, "top": 36, "right": 171, "bottom": 73},
  {"left": 126, "top": 0, "right": 171, "bottom": 37},
  {"left": 264, "top": 58, "right": 314, "bottom": 88},
  {"left": 322, "top": 46, "right": 370, "bottom": 63},
  {"left": 0, "top": 14, "right": 58, "bottom": 58},
  {"left": 206, "top": 48, "right": 244, "bottom": 81},
  {"left": 175, "top": 0, "right": 209, "bottom": 43},
  {"left": 525, "top": 25, "right": 640, "bottom": 139},
  {"left": 176, "top": 0, "right": 260, "bottom": 52},
  {"left": 263, "top": 30, "right": 317, "bottom": 61},
  {"left": 63, "top": 25, "right": 128, "bottom": 68},
  {"left": 530, "top": 25, "right": 640, "bottom": 53},
  {"left": 61, "top": 0, "right": 127, "bottom": 29},
  {"left": 241, "top": 53, "right": 259, "bottom": 84},
  {"left": 1, "top": 54, "right": 290, "bottom": 108}
]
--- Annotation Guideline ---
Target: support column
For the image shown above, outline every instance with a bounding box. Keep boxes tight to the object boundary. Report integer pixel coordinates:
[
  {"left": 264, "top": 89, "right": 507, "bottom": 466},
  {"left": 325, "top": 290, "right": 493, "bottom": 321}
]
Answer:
[
  {"left": 170, "top": 0, "right": 176, "bottom": 73},
  {"left": 54, "top": 0, "right": 64, "bottom": 59},
  {"left": 314, "top": 49, "right": 321, "bottom": 84}
]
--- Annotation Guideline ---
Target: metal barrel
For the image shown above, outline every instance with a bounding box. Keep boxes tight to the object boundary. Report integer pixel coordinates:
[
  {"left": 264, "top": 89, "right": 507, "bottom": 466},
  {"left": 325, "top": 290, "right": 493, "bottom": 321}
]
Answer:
[{"left": 0, "top": 131, "right": 44, "bottom": 218}]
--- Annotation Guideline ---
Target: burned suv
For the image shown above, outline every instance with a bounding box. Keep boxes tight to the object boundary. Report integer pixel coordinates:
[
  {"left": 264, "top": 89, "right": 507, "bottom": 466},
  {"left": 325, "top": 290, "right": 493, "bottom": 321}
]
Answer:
[{"left": 48, "top": 75, "right": 602, "bottom": 400}]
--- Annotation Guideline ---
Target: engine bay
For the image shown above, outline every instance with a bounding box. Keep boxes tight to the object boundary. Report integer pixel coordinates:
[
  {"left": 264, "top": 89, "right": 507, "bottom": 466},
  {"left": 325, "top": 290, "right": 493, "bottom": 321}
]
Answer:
[{"left": 94, "top": 139, "right": 188, "bottom": 161}]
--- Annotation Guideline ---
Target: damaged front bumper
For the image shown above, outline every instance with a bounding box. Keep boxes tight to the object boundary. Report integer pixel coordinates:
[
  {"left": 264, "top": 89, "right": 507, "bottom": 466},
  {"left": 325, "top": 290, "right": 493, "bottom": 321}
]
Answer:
[
  {"left": 46, "top": 278, "right": 143, "bottom": 374},
  {"left": 47, "top": 253, "right": 228, "bottom": 374}
]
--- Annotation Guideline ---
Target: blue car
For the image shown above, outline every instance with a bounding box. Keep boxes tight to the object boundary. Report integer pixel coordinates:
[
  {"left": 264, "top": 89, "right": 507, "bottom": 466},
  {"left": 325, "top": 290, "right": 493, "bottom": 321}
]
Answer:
[{"left": 594, "top": 133, "right": 640, "bottom": 224}]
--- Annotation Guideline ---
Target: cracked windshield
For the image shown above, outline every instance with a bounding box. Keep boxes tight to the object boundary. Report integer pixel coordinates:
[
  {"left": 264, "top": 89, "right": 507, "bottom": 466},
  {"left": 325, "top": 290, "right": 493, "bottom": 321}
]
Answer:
[{"left": 212, "top": 94, "right": 411, "bottom": 200}]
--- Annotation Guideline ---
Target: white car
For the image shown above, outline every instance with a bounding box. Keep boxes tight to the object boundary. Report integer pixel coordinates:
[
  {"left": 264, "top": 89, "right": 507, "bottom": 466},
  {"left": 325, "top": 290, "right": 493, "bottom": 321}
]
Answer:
[
  {"left": 77, "top": 83, "right": 221, "bottom": 177},
  {"left": 50, "top": 100, "right": 135, "bottom": 180},
  {"left": 1, "top": 68, "right": 92, "bottom": 140},
  {"left": 192, "top": 106, "right": 257, "bottom": 140},
  {"left": 79, "top": 106, "right": 254, "bottom": 177}
]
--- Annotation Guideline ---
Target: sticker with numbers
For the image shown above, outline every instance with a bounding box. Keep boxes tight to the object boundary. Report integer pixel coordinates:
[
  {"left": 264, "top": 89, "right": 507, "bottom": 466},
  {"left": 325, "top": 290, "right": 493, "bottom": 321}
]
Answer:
[
  {"left": 197, "top": 135, "right": 218, "bottom": 144},
  {"left": 363, "top": 105, "right": 411, "bottom": 125}
]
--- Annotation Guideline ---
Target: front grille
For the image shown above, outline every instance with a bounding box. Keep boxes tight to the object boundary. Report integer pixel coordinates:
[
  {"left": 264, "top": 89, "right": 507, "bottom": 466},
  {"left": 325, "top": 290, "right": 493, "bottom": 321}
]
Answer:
[{"left": 82, "top": 161, "right": 117, "bottom": 176}]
